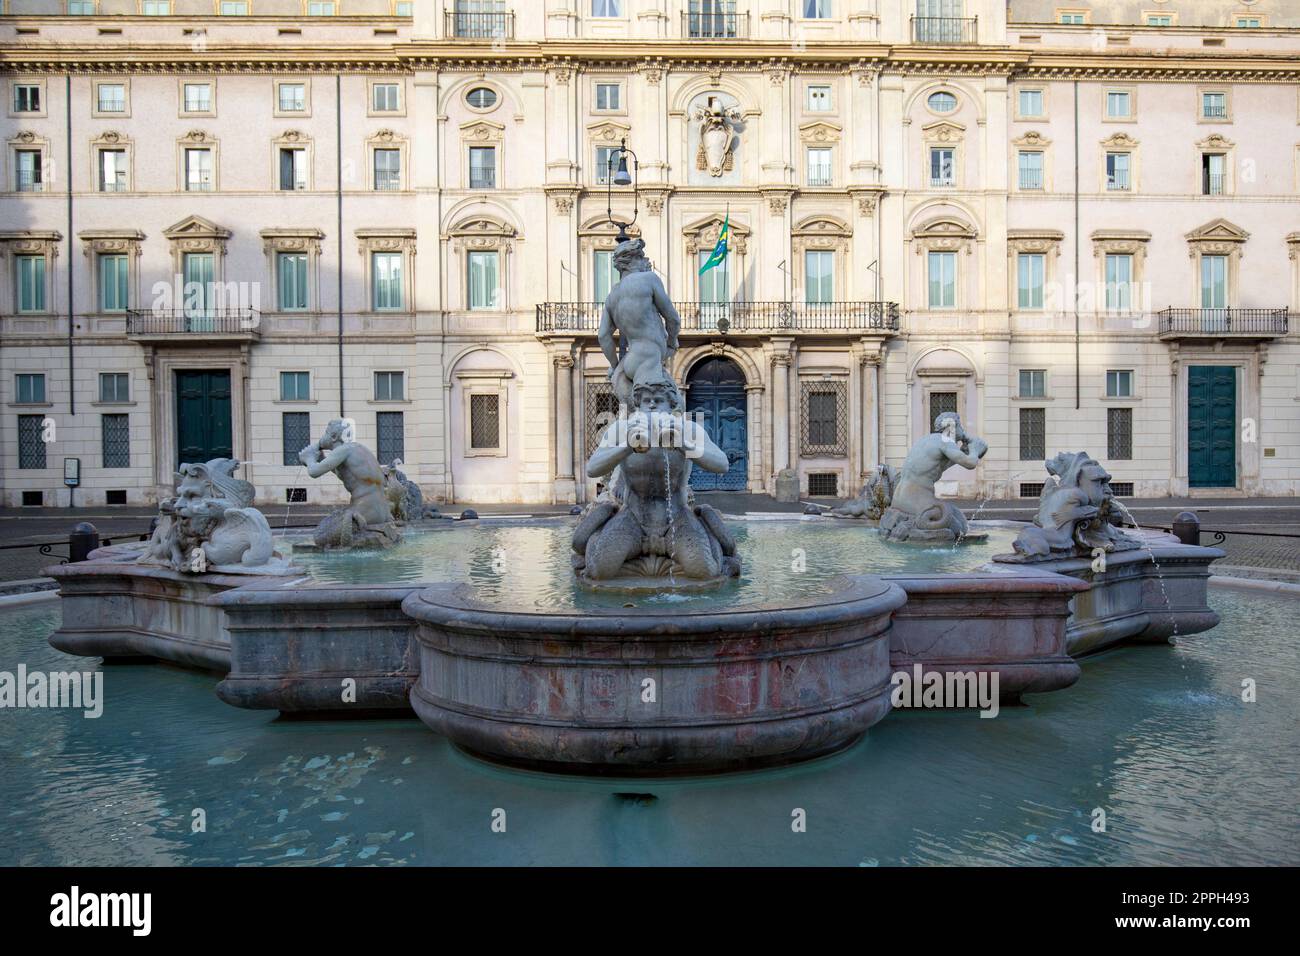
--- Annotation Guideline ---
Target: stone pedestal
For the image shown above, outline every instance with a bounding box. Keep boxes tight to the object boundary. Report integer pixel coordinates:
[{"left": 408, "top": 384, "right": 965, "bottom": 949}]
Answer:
[{"left": 774, "top": 468, "right": 800, "bottom": 502}]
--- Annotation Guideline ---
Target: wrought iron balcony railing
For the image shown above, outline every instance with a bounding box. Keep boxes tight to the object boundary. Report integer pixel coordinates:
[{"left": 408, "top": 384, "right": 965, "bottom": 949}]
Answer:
[
  {"left": 911, "top": 16, "right": 978, "bottom": 44},
  {"left": 538, "top": 301, "right": 901, "bottom": 335},
  {"left": 446, "top": 11, "right": 513, "bottom": 40},
  {"left": 126, "top": 308, "right": 261, "bottom": 336},
  {"left": 684, "top": 11, "right": 749, "bottom": 39},
  {"left": 1157, "top": 308, "right": 1289, "bottom": 337}
]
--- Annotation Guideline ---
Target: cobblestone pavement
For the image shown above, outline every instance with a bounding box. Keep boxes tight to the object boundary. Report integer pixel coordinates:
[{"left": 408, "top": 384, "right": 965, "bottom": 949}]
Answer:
[{"left": 2, "top": 494, "right": 1297, "bottom": 583}]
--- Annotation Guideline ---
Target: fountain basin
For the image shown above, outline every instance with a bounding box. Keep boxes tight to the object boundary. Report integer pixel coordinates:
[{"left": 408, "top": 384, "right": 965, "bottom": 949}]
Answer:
[{"left": 402, "top": 575, "right": 907, "bottom": 775}]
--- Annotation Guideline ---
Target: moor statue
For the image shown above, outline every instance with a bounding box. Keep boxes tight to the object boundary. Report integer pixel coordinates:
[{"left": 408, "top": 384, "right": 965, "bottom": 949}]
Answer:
[
  {"left": 300, "top": 419, "right": 402, "bottom": 550},
  {"left": 598, "top": 238, "right": 680, "bottom": 409}
]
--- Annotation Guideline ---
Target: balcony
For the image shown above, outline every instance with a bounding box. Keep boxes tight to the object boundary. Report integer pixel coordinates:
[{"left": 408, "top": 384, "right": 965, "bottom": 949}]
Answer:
[
  {"left": 446, "top": 11, "right": 513, "bottom": 40},
  {"left": 126, "top": 308, "right": 262, "bottom": 343},
  {"left": 537, "top": 301, "right": 900, "bottom": 336},
  {"left": 911, "top": 16, "right": 977, "bottom": 44},
  {"left": 684, "top": 11, "right": 749, "bottom": 39},
  {"left": 1157, "top": 307, "right": 1289, "bottom": 340}
]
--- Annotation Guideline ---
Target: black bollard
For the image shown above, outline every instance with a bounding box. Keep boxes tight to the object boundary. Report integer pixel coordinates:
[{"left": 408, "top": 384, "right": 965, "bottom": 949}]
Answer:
[
  {"left": 69, "top": 522, "right": 100, "bottom": 563},
  {"left": 460, "top": 509, "right": 479, "bottom": 521},
  {"left": 569, "top": 506, "right": 583, "bottom": 516},
  {"left": 1171, "top": 511, "right": 1200, "bottom": 546}
]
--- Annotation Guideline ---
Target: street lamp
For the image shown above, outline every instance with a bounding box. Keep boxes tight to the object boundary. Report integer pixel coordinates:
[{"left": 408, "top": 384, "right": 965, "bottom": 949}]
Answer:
[{"left": 606, "top": 138, "right": 639, "bottom": 243}]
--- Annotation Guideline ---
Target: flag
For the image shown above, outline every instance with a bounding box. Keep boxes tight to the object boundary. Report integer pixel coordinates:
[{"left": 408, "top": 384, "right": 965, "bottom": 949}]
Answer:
[{"left": 698, "top": 211, "right": 729, "bottom": 276}]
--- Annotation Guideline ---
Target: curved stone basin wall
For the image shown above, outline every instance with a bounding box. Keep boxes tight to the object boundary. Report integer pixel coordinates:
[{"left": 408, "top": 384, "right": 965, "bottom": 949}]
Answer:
[{"left": 402, "top": 576, "right": 907, "bottom": 775}]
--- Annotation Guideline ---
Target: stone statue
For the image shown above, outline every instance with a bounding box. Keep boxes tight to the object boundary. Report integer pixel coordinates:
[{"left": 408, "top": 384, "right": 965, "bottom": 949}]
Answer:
[
  {"left": 573, "top": 379, "right": 740, "bottom": 585},
  {"left": 299, "top": 419, "right": 402, "bottom": 550},
  {"left": 140, "top": 458, "right": 277, "bottom": 572},
  {"left": 692, "top": 98, "right": 742, "bottom": 177},
  {"left": 599, "top": 237, "right": 680, "bottom": 409},
  {"left": 880, "top": 412, "right": 987, "bottom": 544},
  {"left": 998, "top": 452, "right": 1141, "bottom": 561},
  {"left": 831, "top": 464, "right": 900, "bottom": 521},
  {"left": 381, "top": 459, "right": 426, "bottom": 523}
]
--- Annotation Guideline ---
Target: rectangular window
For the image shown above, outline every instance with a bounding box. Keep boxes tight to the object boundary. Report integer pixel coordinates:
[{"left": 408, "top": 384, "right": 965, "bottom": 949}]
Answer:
[
  {"left": 1019, "top": 407, "right": 1045, "bottom": 461},
  {"left": 185, "top": 148, "right": 213, "bottom": 191},
  {"left": 929, "top": 391, "right": 957, "bottom": 432},
  {"left": 593, "top": 249, "right": 619, "bottom": 303},
  {"left": 278, "top": 83, "right": 306, "bottom": 112},
  {"left": 802, "top": 380, "right": 847, "bottom": 456},
  {"left": 13, "top": 84, "right": 40, "bottom": 113},
  {"left": 372, "top": 83, "right": 400, "bottom": 112},
  {"left": 277, "top": 253, "right": 309, "bottom": 311},
  {"left": 595, "top": 82, "right": 621, "bottom": 111},
  {"left": 99, "top": 149, "right": 127, "bottom": 191},
  {"left": 371, "top": 253, "right": 404, "bottom": 311},
  {"left": 807, "top": 85, "right": 832, "bottom": 111},
  {"left": 376, "top": 411, "right": 405, "bottom": 465},
  {"left": 595, "top": 146, "right": 619, "bottom": 185},
  {"left": 1200, "top": 255, "right": 1228, "bottom": 309},
  {"left": 182, "top": 252, "right": 214, "bottom": 320},
  {"left": 468, "top": 250, "right": 500, "bottom": 310},
  {"left": 1104, "top": 253, "right": 1133, "bottom": 311},
  {"left": 1060, "top": 13, "right": 1085, "bottom": 25},
  {"left": 803, "top": 0, "right": 831, "bottom": 17},
  {"left": 15, "top": 150, "right": 42, "bottom": 192},
  {"left": 929, "top": 147, "right": 955, "bottom": 186},
  {"left": 1018, "top": 89, "right": 1043, "bottom": 117},
  {"left": 308, "top": 1, "right": 336, "bottom": 15},
  {"left": 374, "top": 371, "right": 405, "bottom": 402},
  {"left": 183, "top": 83, "right": 211, "bottom": 113},
  {"left": 99, "top": 254, "right": 129, "bottom": 312},
  {"left": 469, "top": 393, "right": 501, "bottom": 450},
  {"left": 806, "top": 392, "right": 838, "bottom": 447},
  {"left": 1019, "top": 369, "right": 1046, "bottom": 398},
  {"left": 1147, "top": 15, "right": 1171, "bottom": 27},
  {"left": 16, "top": 255, "right": 45, "bottom": 313},
  {"left": 1202, "top": 153, "right": 1225, "bottom": 195},
  {"left": 18, "top": 415, "right": 47, "bottom": 469},
  {"left": 102, "top": 414, "right": 130, "bottom": 468},
  {"left": 395, "top": 1, "right": 413, "bottom": 14},
  {"left": 141, "top": 0, "right": 170, "bottom": 14},
  {"left": 697, "top": 250, "right": 729, "bottom": 306},
  {"left": 1018, "top": 150, "right": 1044, "bottom": 189},
  {"left": 1107, "top": 407, "right": 1132, "bottom": 460},
  {"left": 68, "top": 0, "right": 96, "bottom": 12},
  {"left": 280, "top": 371, "right": 310, "bottom": 402},
  {"left": 100, "top": 372, "right": 130, "bottom": 403},
  {"left": 469, "top": 146, "right": 496, "bottom": 189},
  {"left": 16, "top": 373, "right": 45, "bottom": 404},
  {"left": 1236, "top": 17, "right": 1260, "bottom": 28},
  {"left": 1017, "top": 253, "right": 1045, "bottom": 309},
  {"left": 1105, "top": 152, "right": 1130, "bottom": 190},
  {"left": 592, "top": 0, "right": 622, "bottom": 16},
  {"left": 927, "top": 251, "right": 956, "bottom": 309},
  {"left": 220, "top": 1, "right": 249, "bottom": 13},
  {"left": 373, "top": 148, "right": 401, "bottom": 191},
  {"left": 807, "top": 147, "right": 832, "bottom": 186},
  {"left": 282, "top": 411, "right": 311, "bottom": 466},
  {"left": 97, "top": 83, "right": 126, "bottom": 112},
  {"left": 1106, "top": 91, "right": 1131, "bottom": 118},
  {"left": 1106, "top": 369, "right": 1132, "bottom": 398},
  {"left": 1201, "top": 92, "right": 1226, "bottom": 118},
  {"left": 804, "top": 250, "right": 834, "bottom": 304},
  {"left": 279, "top": 147, "right": 307, "bottom": 191}
]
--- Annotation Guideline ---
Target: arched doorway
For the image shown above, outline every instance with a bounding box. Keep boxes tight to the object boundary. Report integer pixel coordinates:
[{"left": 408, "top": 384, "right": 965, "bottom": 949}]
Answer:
[{"left": 686, "top": 356, "right": 747, "bottom": 491}]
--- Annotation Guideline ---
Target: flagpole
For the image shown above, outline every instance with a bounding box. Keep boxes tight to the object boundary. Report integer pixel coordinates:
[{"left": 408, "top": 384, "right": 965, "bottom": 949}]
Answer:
[{"left": 722, "top": 203, "right": 729, "bottom": 325}]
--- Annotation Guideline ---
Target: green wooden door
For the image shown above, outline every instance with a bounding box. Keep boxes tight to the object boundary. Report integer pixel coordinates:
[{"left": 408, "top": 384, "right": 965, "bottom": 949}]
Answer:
[
  {"left": 176, "top": 370, "right": 233, "bottom": 466},
  {"left": 1188, "top": 365, "right": 1236, "bottom": 488}
]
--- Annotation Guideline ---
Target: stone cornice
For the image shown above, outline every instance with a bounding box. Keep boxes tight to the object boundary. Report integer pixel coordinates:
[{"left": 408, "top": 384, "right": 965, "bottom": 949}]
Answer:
[{"left": 2, "top": 39, "right": 1300, "bottom": 81}]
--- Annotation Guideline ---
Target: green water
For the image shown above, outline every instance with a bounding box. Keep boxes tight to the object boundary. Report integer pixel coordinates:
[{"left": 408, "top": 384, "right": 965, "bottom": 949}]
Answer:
[
  {"left": 288, "top": 517, "right": 1021, "bottom": 610},
  {"left": 2, "top": 587, "right": 1296, "bottom": 866}
]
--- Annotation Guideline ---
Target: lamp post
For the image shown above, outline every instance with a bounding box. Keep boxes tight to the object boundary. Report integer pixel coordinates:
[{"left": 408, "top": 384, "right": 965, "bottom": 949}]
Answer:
[{"left": 605, "top": 138, "right": 639, "bottom": 243}]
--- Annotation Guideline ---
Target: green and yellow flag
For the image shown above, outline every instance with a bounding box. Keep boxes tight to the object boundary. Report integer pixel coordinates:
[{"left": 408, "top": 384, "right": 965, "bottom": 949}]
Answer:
[{"left": 698, "top": 211, "right": 729, "bottom": 276}]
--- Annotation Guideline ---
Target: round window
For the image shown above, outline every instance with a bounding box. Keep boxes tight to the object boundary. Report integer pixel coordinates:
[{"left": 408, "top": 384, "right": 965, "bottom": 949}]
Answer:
[
  {"left": 466, "top": 87, "right": 498, "bottom": 110},
  {"left": 927, "top": 91, "right": 958, "bottom": 113}
]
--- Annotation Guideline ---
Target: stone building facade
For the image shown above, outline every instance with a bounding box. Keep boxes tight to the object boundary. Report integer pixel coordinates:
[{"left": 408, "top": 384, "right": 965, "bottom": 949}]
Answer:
[{"left": 1, "top": 0, "right": 1297, "bottom": 508}]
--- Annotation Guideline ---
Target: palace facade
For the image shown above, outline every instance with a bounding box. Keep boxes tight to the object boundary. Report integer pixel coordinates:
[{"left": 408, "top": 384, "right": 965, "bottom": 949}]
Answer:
[{"left": 1, "top": 0, "right": 1298, "bottom": 508}]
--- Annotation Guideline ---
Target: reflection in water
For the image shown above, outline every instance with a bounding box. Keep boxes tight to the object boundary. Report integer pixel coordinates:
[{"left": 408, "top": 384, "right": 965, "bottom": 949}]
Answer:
[
  {"left": 2, "top": 584, "right": 1297, "bottom": 866},
  {"left": 288, "top": 517, "right": 1022, "bottom": 611}
]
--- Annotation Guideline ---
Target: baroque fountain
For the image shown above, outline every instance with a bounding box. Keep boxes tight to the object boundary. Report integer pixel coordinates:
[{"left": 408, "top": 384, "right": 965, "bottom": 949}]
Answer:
[{"left": 44, "top": 238, "right": 1226, "bottom": 777}]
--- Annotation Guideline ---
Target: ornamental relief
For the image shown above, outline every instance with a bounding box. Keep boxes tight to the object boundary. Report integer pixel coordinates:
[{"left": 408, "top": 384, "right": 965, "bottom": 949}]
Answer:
[
  {"left": 1195, "top": 133, "right": 1235, "bottom": 151},
  {"left": 922, "top": 121, "right": 966, "bottom": 144},
  {"left": 1100, "top": 131, "right": 1139, "bottom": 148},
  {"left": 1091, "top": 232, "right": 1151, "bottom": 258},
  {"left": 1012, "top": 130, "right": 1051, "bottom": 148},
  {"left": 799, "top": 122, "right": 842, "bottom": 145},
  {"left": 462, "top": 121, "right": 504, "bottom": 143}
]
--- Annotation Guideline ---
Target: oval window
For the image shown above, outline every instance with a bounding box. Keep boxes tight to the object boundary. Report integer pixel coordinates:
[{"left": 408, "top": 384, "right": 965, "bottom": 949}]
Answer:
[
  {"left": 927, "top": 91, "right": 958, "bottom": 113},
  {"left": 466, "top": 87, "right": 498, "bottom": 110}
]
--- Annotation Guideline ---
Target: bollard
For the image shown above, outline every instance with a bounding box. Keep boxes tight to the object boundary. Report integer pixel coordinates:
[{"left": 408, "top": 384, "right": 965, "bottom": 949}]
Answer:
[
  {"left": 1171, "top": 511, "right": 1200, "bottom": 546},
  {"left": 460, "top": 509, "right": 479, "bottom": 521},
  {"left": 69, "top": 522, "right": 100, "bottom": 563},
  {"left": 570, "top": 506, "right": 583, "bottom": 516}
]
